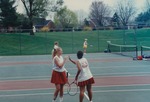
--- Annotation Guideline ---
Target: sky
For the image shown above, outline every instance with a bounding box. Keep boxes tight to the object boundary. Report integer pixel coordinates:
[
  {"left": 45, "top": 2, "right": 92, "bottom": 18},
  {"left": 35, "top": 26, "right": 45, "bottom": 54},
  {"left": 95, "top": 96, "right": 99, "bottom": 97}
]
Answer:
[{"left": 17, "top": 0, "right": 147, "bottom": 19}]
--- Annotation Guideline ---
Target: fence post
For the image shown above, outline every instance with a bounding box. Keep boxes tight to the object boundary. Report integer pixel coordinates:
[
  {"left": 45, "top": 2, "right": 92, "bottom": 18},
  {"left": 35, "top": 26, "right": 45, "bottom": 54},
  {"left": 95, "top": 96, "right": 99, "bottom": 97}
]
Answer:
[{"left": 19, "top": 32, "right": 22, "bottom": 55}]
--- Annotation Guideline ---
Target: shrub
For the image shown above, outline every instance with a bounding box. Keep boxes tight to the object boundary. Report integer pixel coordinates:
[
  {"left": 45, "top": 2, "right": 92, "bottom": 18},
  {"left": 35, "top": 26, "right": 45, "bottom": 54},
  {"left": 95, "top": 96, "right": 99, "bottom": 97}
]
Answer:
[
  {"left": 83, "top": 26, "right": 92, "bottom": 31},
  {"left": 40, "top": 26, "right": 49, "bottom": 32}
]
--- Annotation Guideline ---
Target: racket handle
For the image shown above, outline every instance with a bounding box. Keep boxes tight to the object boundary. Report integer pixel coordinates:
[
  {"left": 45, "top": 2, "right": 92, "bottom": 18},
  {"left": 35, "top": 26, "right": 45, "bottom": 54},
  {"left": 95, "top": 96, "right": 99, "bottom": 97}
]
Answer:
[{"left": 65, "top": 69, "right": 71, "bottom": 76}]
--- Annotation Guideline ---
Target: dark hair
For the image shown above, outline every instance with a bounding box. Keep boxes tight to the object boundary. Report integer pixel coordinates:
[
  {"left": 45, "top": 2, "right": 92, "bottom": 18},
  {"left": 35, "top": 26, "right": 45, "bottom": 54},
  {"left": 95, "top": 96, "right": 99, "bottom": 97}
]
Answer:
[
  {"left": 54, "top": 41, "right": 58, "bottom": 45},
  {"left": 77, "top": 51, "right": 83, "bottom": 59}
]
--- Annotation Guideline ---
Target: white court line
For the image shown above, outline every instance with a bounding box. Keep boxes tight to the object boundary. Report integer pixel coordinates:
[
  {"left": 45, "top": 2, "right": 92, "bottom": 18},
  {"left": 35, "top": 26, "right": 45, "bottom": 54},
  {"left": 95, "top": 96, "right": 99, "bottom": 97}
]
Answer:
[
  {"left": 0, "top": 88, "right": 150, "bottom": 97},
  {"left": 1, "top": 71, "right": 150, "bottom": 81},
  {"left": 0, "top": 64, "right": 150, "bottom": 69},
  {"left": 1, "top": 84, "right": 150, "bottom": 92},
  {"left": 0, "top": 76, "right": 49, "bottom": 81},
  {"left": 94, "top": 72, "right": 150, "bottom": 76}
]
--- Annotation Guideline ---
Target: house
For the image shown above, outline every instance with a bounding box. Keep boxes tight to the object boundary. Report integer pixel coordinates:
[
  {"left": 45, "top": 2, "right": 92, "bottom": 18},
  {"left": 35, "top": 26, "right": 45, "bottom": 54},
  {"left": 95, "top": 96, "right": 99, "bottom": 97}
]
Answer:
[{"left": 34, "top": 19, "right": 55, "bottom": 32}]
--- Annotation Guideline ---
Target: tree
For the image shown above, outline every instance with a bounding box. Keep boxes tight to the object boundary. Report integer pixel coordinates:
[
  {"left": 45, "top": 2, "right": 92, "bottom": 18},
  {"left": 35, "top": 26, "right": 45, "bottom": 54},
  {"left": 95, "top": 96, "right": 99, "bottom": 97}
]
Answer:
[
  {"left": 54, "top": 7, "right": 78, "bottom": 29},
  {"left": 0, "top": 0, "right": 18, "bottom": 28},
  {"left": 75, "top": 10, "right": 88, "bottom": 27},
  {"left": 49, "top": 0, "right": 64, "bottom": 12},
  {"left": 135, "top": 0, "right": 150, "bottom": 25},
  {"left": 84, "top": 18, "right": 90, "bottom": 26},
  {"left": 112, "top": 12, "right": 120, "bottom": 27},
  {"left": 116, "top": 0, "right": 136, "bottom": 26},
  {"left": 16, "top": 13, "right": 30, "bottom": 30},
  {"left": 20, "top": 0, "right": 49, "bottom": 35},
  {"left": 89, "top": 1, "right": 111, "bottom": 27},
  {"left": 135, "top": 12, "right": 150, "bottom": 22}
]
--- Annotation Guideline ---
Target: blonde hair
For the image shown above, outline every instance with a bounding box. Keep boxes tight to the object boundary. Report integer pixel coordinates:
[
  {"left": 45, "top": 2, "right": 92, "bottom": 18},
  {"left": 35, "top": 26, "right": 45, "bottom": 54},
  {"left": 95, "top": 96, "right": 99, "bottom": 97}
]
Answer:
[{"left": 52, "top": 47, "right": 62, "bottom": 59}]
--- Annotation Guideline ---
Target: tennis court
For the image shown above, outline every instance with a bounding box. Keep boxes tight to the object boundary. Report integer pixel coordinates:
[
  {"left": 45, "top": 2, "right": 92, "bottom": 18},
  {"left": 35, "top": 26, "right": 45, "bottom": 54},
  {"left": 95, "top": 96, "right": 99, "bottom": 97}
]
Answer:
[{"left": 0, "top": 53, "right": 150, "bottom": 102}]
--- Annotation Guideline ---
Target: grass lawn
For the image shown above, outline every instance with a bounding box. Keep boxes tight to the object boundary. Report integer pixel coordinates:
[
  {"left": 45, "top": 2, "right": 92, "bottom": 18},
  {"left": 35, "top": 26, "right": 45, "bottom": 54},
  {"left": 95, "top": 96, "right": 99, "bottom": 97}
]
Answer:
[{"left": 0, "top": 28, "right": 150, "bottom": 55}]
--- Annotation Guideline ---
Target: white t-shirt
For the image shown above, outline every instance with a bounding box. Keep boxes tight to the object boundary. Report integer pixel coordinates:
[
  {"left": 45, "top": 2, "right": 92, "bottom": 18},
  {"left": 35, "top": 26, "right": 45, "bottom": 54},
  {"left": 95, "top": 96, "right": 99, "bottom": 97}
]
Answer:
[
  {"left": 53, "top": 55, "right": 66, "bottom": 72},
  {"left": 83, "top": 41, "right": 87, "bottom": 46},
  {"left": 77, "top": 58, "right": 93, "bottom": 82}
]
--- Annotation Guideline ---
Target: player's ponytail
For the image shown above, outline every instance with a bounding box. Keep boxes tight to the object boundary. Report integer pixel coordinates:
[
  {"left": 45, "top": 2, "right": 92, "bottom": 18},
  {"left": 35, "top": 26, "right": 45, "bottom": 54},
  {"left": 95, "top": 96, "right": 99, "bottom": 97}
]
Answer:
[{"left": 52, "top": 48, "right": 57, "bottom": 59}]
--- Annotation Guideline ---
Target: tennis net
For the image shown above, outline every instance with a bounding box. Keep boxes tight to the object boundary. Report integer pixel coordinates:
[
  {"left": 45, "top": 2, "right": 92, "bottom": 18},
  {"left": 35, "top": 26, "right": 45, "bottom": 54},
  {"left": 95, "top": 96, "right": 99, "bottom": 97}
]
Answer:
[
  {"left": 141, "top": 46, "right": 150, "bottom": 59},
  {"left": 107, "top": 41, "right": 138, "bottom": 58}
]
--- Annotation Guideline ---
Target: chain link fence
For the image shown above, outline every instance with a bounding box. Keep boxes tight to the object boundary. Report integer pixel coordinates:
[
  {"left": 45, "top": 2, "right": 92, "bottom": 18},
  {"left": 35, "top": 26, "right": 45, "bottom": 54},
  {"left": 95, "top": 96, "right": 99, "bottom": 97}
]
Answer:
[{"left": 0, "top": 27, "right": 150, "bottom": 55}]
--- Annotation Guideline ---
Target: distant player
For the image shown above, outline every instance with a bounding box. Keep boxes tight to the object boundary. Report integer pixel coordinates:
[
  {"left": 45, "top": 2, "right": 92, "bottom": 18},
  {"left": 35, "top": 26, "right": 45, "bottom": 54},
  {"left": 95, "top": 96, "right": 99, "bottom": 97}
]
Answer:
[
  {"left": 69, "top": 51, "right": 95, "bottom": 102},
  {"left": 33, "top": 26, "right": 36, "bottom": 33},
  {"left": 83, "top": 39, "right": 88, "bottom": 54}
]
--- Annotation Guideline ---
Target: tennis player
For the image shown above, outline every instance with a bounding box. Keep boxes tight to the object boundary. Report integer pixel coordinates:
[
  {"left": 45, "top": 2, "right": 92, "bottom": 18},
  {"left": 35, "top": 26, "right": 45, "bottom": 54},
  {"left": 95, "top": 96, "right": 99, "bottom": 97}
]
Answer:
[
  {"left": 51, "top": 47, "right": 68, "bottom": 102},
  {"left": 83, "top": 39, "right": 88, "bottom": 54},
  {"left": 69, "top": 51, "right": 95, "bottom": 102}
]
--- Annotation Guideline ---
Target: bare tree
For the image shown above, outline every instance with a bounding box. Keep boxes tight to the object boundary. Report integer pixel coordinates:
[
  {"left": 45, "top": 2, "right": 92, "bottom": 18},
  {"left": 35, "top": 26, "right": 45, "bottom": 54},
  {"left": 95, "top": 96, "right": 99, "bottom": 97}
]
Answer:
[
  {"left": 21, "top": 0, "right": 49, "bottom": 35},
  {"left": 89, "top": 1, "right": 111, "bottom": 27},
  {"left": 20, "top": 0, "right": 63, "bottom": 35},
  {"left": 116, "top": 0, "right": 136, "bottom": 26},
  {"left": 75, "top": 10, "right": 88, "bottom": 27}
]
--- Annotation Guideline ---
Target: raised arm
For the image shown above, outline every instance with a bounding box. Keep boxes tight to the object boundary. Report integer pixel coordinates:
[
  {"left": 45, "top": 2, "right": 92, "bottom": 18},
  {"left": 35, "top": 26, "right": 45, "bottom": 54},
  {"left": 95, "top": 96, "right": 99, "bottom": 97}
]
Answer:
[
  {"left": 69, "top": 56, "right": 77, "bottom": 64},
  {"left": 54, "top": 56, "right": 67, "bottom": 68}
]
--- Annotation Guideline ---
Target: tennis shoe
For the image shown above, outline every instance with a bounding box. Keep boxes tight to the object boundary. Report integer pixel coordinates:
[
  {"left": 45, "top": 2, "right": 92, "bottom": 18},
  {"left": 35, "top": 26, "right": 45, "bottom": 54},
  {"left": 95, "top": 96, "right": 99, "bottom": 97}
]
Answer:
[
  {"left": 59, "top": 97, "right": 63, "bottom": 102},
  {"left": 52, "top": 99, "right": 56, "bottom": 102}
]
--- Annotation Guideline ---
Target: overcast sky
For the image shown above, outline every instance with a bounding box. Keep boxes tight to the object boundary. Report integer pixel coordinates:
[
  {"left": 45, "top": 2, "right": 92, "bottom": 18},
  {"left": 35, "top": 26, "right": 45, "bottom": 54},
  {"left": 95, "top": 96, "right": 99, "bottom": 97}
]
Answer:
[{"left": 17, "top": 0, "right": 147, "bottom": 19}]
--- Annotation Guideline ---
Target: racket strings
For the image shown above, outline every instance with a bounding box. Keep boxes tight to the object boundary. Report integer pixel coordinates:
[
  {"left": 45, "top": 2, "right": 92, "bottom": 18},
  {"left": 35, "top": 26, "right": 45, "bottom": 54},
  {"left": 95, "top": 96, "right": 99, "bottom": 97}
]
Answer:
[{"left": 68, "top": 83, "right": 78, "bottom": 96}]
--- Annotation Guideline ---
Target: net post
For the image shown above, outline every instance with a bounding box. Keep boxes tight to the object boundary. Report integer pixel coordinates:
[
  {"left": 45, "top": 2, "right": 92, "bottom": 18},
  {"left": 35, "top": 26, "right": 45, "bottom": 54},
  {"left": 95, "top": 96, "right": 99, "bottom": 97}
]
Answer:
[
  {"left": 107, "top": 41, "right": 111, "bottom": 53},
  {"left": 119, "top": 46, "right": 122, "bottom": 54},
  {"left": 136, "top": 46, "right": 138, "bottom": 58},
  {"left": 141, "top": 46, "right": 143, "bottom": 57}
]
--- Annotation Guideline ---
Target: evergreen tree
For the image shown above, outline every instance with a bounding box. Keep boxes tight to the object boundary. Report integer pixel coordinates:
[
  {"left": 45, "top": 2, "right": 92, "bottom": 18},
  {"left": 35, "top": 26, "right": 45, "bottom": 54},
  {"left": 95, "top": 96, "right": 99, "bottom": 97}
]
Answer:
[
  {"left": 0, "top": 0, "right": 18, "bottom": 28},
  {"left": 136, "top": 9, "right": 150, "bottom": 23},
  {"left": 112, "top": 12, "right": 120, "bottom": 27}
]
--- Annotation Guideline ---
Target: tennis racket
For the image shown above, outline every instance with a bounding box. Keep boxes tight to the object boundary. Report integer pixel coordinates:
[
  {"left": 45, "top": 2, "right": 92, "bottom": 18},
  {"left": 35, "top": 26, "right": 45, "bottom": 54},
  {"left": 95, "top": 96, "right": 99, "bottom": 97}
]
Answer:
[
  {"left": 63, "top": 82, "right": 69, "bottom": 95},
  {"left": 63, "top": 70, "right": 70, "bottom": 95},
  {"left": 68, "top": 81, "right": 90, "bottom": 100},
  {"left": 68, "top": 81, "right": 78, "bottom": 96}
]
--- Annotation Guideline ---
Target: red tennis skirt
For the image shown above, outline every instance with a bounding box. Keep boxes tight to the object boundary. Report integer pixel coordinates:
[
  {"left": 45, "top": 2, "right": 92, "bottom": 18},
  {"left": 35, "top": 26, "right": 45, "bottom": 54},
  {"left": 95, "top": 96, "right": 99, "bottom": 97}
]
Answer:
[
  {"left": 51, "top": 70, "right": 67, "bottom": 84},
  {"left": 78, "top": 77, "right": 95, "bottom": 87}
]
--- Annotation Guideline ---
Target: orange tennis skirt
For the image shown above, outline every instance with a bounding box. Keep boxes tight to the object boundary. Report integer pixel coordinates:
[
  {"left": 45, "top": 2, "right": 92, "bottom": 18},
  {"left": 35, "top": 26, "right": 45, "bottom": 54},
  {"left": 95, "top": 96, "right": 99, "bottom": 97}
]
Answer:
[
  {"left": 51, "top": 70, "right": 67, "bottom": 84},
  {"left": 78, "top": 77, "right": 95, "bottom": 87}
]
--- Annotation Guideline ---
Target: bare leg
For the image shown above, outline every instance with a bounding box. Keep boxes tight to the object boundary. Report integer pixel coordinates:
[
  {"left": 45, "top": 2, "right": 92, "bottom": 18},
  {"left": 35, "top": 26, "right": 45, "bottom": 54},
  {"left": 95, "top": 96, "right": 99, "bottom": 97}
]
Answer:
[
  {"left": 53, "top": 84, "right": 60, "bottom": 100},
  {"left": 84, "top": 48, "right": 86, "bottom": 53},
  {"left": 86, "top": 84, "right": 92, "bottom": 101},
  {"left": 79, "top": 86, "right": 85, "bottom": 102},
  {"left": 59, "top": 84, "right": 64, "bottom": 97}
]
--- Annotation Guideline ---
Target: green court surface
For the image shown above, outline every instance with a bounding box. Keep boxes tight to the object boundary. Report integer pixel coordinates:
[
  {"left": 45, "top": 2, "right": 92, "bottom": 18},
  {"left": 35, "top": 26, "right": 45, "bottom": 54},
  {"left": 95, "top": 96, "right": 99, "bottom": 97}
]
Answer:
[{"left": 0, "top": 53, "right": 150, "bottom": 102}]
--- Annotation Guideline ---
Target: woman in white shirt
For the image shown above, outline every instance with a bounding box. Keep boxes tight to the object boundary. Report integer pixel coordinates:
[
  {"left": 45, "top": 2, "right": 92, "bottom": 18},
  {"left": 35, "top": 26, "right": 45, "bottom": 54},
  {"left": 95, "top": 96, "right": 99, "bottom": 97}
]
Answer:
[
  {"left": 51, "top": 47, "right": 68, "bottom": 102},
  {"left": 69, "top": 51, "right": 95, "bottom": 102}
]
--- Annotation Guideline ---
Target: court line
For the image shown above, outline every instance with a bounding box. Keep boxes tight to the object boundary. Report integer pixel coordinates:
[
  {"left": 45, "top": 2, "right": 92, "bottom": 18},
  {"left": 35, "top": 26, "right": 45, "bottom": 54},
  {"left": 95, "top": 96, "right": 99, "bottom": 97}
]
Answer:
[
  {"left": 0, "top": 88, "right": 150, "bottom": 97},
  {"left": 0, "top": 76, "right": 50, "bottom": 81},
  {"left": 0, "top": 64, "right": 150, "bottom": 69},
  {"left": 1, "top": 72, "right": 150, "bottom": 81},
  {"left": 0, "top": 58, "right": 131, "bottom": 66},
  {"left": 1, "top": 84, "right": 150, "bottom": 92},
  {"left": 94, "top": 72, "right": 150, "bottom": 76}
]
